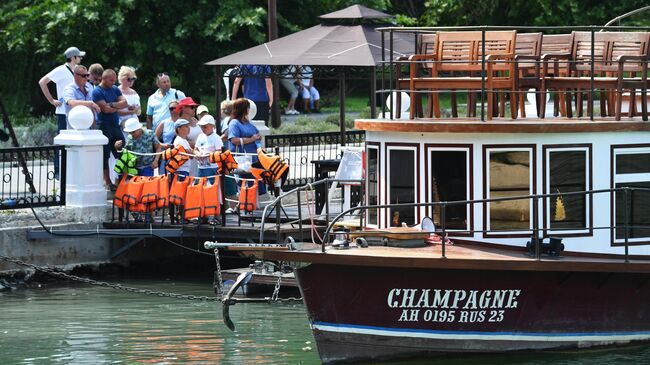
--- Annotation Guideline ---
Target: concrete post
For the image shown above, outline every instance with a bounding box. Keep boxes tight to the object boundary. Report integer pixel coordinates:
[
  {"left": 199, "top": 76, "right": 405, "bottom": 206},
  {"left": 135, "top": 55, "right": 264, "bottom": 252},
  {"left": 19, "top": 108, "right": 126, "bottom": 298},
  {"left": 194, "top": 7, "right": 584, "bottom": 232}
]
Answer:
[{"left": 54, "top": 129, "right": 108, "bottom": 207}]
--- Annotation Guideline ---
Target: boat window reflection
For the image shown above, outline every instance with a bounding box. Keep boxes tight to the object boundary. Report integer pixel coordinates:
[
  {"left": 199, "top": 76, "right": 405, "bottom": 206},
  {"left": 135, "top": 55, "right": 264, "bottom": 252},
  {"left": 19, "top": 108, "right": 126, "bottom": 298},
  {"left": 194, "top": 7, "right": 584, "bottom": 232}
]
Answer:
[
  {"left": 428, "top": 149, "right": 469, "bottom": 230},
  {"left": 367, "top": 146, "right": 379, "bottom": 226},
  {"left": 488, "top": 150, "right": 532, "bottom": 232},
  {"left": 388, "top": 148, "right": 416, "bottom": 227},
  {"left": 548, "top": 150, "right": 588, "bottom": 231},
  {"left": 613, "top": 148, "right": 650, "bottom": 241}
]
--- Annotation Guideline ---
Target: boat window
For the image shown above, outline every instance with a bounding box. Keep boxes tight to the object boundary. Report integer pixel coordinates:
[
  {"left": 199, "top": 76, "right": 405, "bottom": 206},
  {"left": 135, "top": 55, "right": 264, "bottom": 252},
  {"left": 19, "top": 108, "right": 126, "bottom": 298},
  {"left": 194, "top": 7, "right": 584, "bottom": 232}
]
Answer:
[
  {"left": 428, "top": 148, "right": 469, "bottom": 231},
  {"left": 613, "top": 147, "right": 650, "bottom": 241},
  {"left": 388, "top": 147, "right": 417, "bottom": 227},
  {"left": 546, "top": 149, "right": 589, "bottom": 233},
  {"left": 367, "top": 145, "right": 379, "bottom": 226},
  {"left": 486, "top": 149, "right": 533, "bottom": 233}
]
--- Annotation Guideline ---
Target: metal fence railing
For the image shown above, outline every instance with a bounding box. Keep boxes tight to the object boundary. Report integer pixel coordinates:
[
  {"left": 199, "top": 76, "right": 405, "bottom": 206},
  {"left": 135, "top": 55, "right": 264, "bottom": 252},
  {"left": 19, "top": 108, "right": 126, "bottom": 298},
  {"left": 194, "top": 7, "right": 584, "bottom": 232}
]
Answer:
[
  {"left": 0, "top": 145, "right": 66, "bottom": 210},
  {"left": 265, "top": 130, "right": 365, "bottom": 189}
]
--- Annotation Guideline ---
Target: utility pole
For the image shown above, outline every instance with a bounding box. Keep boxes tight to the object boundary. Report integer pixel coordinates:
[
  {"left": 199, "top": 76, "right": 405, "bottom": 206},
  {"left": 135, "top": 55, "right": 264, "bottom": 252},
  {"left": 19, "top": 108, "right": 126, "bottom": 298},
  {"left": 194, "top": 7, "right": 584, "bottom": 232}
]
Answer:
[{"left": 268, "top": 0, "right": 281, "bottom": 128}]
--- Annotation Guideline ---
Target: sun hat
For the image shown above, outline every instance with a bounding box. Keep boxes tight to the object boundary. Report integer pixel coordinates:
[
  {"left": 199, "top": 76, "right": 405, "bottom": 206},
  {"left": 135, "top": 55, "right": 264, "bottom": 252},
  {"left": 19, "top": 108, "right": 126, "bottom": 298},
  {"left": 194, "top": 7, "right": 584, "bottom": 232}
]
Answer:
[
  {"left": 175, "top": 97, "right": 199, "bottom": 113},
  {"left": 123, "top": 118, "right": 143, "bottom": 133},
  {"left": 198, "top": 115, "right": 216, "bottom": 126},
  {"left": 174, "top": 118, "right": 190, "bottom": 129},
  {"left": 64, "top": 47, "right": 86, "bottom": 58},
  {"left": 196, "top": 105, "right": 209, "bottom": 115}
]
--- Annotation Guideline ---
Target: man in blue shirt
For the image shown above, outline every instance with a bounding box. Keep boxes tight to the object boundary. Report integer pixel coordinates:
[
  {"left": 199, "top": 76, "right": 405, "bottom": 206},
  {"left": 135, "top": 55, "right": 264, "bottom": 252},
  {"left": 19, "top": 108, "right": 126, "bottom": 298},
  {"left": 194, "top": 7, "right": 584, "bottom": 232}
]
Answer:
[
  {"left": 92, "top": 69, "right": 128, "bottom": 188},
  {"left": 231, "top": 65, "right": 273, "bottom": 124},
  {"left": 146, "top": 73, "right": 186, "bottom": 130},
  {"left": 63, "top": 65, "right": 100, "bottom": 128}
]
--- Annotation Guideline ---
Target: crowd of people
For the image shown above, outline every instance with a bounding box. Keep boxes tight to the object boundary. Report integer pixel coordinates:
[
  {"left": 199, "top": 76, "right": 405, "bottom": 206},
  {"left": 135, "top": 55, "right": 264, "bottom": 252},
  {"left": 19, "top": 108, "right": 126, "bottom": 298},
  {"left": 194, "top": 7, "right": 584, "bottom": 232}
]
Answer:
[{"left": 39, "top": 47, "right": 270, "bottom": 212}]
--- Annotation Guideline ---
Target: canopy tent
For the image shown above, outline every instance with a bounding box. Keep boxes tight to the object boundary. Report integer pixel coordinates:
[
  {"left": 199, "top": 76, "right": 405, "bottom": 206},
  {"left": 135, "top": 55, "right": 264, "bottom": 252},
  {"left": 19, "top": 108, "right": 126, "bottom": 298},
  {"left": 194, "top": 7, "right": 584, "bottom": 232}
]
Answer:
[{"left": 204, "top": 5, "right": 415, "bottom": 139}]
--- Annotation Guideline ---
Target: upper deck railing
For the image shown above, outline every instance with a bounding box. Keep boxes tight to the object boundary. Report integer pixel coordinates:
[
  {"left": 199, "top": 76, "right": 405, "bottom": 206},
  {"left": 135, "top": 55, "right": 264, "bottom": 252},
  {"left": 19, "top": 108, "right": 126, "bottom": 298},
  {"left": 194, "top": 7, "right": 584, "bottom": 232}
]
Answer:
[{"left": 374, "top": 25, "right": 650, "bottom": 122}]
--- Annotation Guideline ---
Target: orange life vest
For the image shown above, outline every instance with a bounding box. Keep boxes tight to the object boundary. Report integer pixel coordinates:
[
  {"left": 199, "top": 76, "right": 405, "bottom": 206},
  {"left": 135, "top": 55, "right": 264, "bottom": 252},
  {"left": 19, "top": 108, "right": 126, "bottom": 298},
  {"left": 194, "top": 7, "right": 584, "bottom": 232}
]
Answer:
[
  {"left": 250, "top": 167, "right": 273, "bottom": 186},
  {"left": 239, "top": 181, "right": 258, "bottom": 213},
  {"left": 140, "top": 176, "right": 160, "bottom": 211},
  {"left": 209, "top": 150, "right": 238, "bottom": 174},
  {"left": 257, "top": 148, "right": 289, "bottom": 186},
  {"left": 169, "top": 174, "right": 190, "bottom": 206},
  {"left": 157, "top": 174, "right": 169, "bottom": 209},
  {"left": 202, "top": 179, "right": 220, "bottom": 217},
  {"left": 184, "top": 177, "right": 205, "bottom": 220},
  {"left": 163, "top": 146, "right": 190, "bottom": 174},
  {"left": 124, "top": 176, "right": 146, "bottom": 212},
  {"left": 113, "top": 175, "right": 129, "bottom": 209}
]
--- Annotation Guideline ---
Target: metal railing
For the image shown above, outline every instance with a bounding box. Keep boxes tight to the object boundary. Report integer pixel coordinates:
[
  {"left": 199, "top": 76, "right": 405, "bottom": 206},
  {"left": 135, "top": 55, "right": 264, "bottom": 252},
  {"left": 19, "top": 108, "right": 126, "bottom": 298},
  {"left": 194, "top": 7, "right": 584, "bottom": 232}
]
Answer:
[
  {"left": 259, "top": 177, "right": 364, "bottom": 244},
  {"left": 322, "top": 187, "right": 650, "bottom": 262},
  {"left": 376, "top": 25, "right": 650, "bottom": 121},
  {"left": 265, "top": 130, "right": 365, "bottom": 189},
  {"left": 0, "top": 145, "right": 66, "bottom": 209}
]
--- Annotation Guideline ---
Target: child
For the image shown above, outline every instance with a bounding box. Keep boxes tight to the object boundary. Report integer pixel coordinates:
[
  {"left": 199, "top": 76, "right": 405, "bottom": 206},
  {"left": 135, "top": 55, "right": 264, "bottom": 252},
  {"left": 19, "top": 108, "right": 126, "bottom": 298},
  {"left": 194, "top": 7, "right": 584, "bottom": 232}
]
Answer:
[
  {"left": 172, "top": 118, "right": 193, "bottom": 177},
  {"left": 195, "top": 114, "right": 223, "bottom": 181}
]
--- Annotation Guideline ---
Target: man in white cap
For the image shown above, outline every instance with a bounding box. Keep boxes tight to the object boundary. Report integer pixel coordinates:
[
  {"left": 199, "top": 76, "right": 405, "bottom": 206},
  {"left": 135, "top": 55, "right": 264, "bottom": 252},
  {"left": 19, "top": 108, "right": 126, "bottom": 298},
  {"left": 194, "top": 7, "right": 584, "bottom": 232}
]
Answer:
[
  {"left": 115, "top": 118, "right": 166, "bottom": 176},
  {"left": 38, "top": 46, "right": 85, "bottom": 178},
  {"left": 195, "top": 114, "right": 223, "bottom": 181}
]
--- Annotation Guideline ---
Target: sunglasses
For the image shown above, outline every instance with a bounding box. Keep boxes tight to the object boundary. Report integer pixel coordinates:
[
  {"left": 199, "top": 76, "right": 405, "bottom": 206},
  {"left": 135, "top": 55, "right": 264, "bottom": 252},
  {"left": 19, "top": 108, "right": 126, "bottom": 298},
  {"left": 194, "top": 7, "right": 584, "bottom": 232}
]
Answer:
[
  {"left": 75, "top": 73, "right": 90, "bottom": 78},
  {"left": 127, "top": 77, "right": 137, "bottom": 82},
  {"left": 157, "top": 72, "right": 168, "bottom": 78},
  {"left": 169, "top": 106, "right": 178, "bottom": 111}
]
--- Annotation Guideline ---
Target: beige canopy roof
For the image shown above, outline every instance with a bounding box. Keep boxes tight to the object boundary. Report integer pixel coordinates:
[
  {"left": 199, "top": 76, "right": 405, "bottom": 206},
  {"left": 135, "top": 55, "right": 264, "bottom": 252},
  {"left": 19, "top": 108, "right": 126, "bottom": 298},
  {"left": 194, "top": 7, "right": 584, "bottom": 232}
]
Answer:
[{"left": 204, "top": 5, "right": 413, "bottom": 67}]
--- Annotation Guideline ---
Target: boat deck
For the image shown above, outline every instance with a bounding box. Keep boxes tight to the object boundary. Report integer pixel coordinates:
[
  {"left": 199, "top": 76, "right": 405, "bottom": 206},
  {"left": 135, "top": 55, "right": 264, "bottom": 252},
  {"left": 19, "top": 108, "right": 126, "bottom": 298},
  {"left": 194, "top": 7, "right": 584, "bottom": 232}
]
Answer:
[
  {"left": 356, "top": 117, "right": 650, "bottom": 133},
  {"left": 261, "top": 242, "right": 650, "bottom": 274}
]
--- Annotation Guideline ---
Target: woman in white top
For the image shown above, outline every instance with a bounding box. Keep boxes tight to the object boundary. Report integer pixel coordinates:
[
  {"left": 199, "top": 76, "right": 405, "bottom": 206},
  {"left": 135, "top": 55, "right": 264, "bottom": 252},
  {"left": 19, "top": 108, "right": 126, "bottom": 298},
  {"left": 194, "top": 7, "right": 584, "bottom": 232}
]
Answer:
[{"left": 117, "top": 66, "right": 141, "bottom": 139}]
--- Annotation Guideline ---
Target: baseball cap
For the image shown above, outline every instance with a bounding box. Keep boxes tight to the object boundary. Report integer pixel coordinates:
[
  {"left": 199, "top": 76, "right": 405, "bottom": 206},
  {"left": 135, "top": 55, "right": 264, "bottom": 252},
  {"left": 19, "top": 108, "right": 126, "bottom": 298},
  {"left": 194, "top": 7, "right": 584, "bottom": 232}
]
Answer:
[
  {"left": 64, "top": 47, "right": 86, "bottom": 59},
  {"left": 196, "top": 105, "right": 209, "bottom": 115},
  {"left": 123, "top": 118, "right": 143, "bottom": 133},
  {"left": 175, "top": 97, "right": 199, "bottom": 113},
  {"left": 198, "top": 115, "right": 216, "bottom": 126},
  {"left": 174, "top": 118, "right": 190, "bottom": 129}
]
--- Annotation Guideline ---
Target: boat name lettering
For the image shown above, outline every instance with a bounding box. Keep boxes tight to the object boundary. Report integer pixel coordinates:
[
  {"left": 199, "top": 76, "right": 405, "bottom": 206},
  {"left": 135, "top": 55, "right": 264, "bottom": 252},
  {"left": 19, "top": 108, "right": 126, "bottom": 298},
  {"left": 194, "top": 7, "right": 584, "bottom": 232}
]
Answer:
[{"left": 387, "top": 289, "right": 521, "bottom": 310}]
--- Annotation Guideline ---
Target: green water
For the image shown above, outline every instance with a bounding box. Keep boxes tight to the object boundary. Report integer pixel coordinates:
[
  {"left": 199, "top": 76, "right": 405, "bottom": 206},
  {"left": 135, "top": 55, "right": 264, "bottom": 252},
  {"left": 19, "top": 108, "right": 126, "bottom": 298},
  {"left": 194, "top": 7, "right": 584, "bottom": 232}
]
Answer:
[{"left": 1, "top": 278, "right": 649, "bottom": 365}]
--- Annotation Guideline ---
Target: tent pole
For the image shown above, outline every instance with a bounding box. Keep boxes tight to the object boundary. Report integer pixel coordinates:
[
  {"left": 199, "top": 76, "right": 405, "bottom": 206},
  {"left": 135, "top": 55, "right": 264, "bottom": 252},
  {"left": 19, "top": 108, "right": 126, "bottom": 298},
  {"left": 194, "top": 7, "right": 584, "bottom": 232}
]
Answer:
[
  {"left": 216, "top": 65, "right": 222, "bottom": 133},
  {"left": 370, "top": 66, "right": 377, "bottom": 119},
  {"left": 268, "top": 0, "right": 281, "bottom": 128},
  {"left": 339, "top": 67, "right": 346, "bottom": 147}
]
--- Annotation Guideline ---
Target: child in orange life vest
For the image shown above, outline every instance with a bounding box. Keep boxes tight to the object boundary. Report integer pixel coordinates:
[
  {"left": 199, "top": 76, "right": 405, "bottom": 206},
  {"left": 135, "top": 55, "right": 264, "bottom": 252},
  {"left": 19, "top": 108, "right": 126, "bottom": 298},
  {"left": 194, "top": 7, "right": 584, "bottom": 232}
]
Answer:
[{"left": 172, "top": 118, "right": 194, "bottom": 177}]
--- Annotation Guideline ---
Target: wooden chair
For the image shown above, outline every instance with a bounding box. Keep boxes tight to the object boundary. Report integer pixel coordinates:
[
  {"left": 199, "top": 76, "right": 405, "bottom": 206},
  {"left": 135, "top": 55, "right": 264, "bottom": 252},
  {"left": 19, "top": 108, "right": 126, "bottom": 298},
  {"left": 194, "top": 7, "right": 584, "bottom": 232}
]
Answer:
[
  {"left": 513, "top": 33, "right": 543, "bottom": 118},
  {"left": 396, "top": 33, "right": 437, "bottom": 118},
  {"left": 540, "top": 32, "right": 649, "bottom": 120},
  {"left": 539, "top": 34, "right": 574, "bottom": 117},
  {"left": 408, "top": 30, "right": 518, "bottom": 120}
]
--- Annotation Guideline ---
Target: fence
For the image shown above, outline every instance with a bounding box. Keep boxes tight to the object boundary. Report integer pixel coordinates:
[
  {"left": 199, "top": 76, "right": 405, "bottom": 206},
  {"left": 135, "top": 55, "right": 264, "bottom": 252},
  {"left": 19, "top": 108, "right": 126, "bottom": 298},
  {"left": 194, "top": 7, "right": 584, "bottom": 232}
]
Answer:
[
  {"left": 0, "top": 145, "right": 65, "bottom": 210},
  {"left": 265, "top": 130, "right": 365, "bottom": 189}
]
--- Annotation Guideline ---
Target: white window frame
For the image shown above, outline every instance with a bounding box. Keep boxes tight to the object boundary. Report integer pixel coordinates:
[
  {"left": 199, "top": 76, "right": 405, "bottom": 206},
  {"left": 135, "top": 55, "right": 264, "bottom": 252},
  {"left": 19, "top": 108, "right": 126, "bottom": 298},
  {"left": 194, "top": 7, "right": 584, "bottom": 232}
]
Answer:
[
  {"left": 612, "top": 147, "right": 650, "bottom": 243},
  {"left": 426, "top": 146, "right": 471, "bottom": 232},
  {"left": 386, "top": 145, "right": 418, "bottom": 228},
  {"left": 366, "top": 144, "right": 380, "bottom": 228},
  {"left": 485, "top": 147, "right": 534, "bottom": 234},
  {"left": 544, "top": 147, "right": 591, "bottom": 235}
]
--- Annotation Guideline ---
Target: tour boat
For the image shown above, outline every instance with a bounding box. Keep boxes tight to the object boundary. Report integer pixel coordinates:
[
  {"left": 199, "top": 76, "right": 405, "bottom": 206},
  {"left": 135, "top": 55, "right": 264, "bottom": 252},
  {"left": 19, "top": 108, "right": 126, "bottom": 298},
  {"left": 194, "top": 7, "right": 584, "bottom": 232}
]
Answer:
[{"left": 221, "top": 27, "right": 650, "bottom": 363}]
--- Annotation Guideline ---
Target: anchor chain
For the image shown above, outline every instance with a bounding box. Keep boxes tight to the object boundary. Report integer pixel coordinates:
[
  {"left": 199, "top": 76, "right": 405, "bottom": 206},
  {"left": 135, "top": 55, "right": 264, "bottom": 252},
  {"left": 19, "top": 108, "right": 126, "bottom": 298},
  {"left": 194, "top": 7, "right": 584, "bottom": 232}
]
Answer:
[
  {"left": 213, "top": 248, "right": 225, "bottom": 300},
  {"left": 0, "top": 254, "right": 219, "bottom": 302},
  {"left": 271, "top": 261, "right": 283, "bottom": 302}
]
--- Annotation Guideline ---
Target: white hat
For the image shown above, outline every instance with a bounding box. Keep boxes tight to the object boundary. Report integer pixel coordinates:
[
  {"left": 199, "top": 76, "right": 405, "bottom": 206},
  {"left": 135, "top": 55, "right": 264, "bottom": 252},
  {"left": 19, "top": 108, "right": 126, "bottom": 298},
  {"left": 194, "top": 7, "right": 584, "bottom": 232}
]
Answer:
[
  {"left": 123, "top": 118, "right": 143, "bottom": 133},
  {"left": 64, "top": 46, "right": 86, "bottom": 58},
  {"left": 196, "top": 105, "right": 209, "bottom": 115},
  {"left": 174, "top": 118, "right": 190, "bottom": 129},
  {"left": 198, "top": 114, "right": 216, "bottom": 126}
]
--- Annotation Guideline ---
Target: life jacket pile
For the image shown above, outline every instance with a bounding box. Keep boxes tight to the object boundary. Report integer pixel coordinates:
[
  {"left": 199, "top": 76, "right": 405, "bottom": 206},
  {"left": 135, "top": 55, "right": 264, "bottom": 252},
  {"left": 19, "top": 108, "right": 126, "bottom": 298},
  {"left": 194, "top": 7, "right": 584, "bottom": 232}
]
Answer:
[
  {"left": 162, "top": 145, "right": 190, "bottom": 174},
  {"left": 257, "top": 148, "right": 289, "bottom": 186},
  {"left": 167, "top": 175, "right": 221, "bottom": 221},
  {"left": 113, "top": 175, "right": 170, "bottom": 213},
  {"left": 114, "top": 150, "right": 138, "bottom": 176},
  {"left": 209, "top": 150, "right": 238, "bottom": 174}
]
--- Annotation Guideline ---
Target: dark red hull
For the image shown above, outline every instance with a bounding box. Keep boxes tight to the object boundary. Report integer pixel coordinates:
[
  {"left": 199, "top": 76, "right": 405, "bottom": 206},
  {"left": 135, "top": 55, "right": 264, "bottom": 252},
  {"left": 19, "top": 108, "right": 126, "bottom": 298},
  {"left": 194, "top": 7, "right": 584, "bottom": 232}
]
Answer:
[{"left": 296, "top": 264, "right": 650, "bottom": 364}]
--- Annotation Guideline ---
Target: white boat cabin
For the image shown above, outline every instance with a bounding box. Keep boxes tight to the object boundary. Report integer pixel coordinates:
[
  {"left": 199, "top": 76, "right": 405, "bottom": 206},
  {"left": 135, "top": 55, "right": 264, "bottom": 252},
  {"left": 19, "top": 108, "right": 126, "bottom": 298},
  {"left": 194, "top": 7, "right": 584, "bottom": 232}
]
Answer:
[{"left": 358, "top": 119, "right": 650, "bottom": 256}]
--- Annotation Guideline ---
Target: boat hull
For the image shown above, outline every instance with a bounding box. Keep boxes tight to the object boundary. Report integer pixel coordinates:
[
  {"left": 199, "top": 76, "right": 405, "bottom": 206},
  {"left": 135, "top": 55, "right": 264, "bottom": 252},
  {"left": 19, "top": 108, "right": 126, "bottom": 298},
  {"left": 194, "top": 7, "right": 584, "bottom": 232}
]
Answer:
[{"left": 295, "top": 264, "right": 650, "bottom": 364}]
